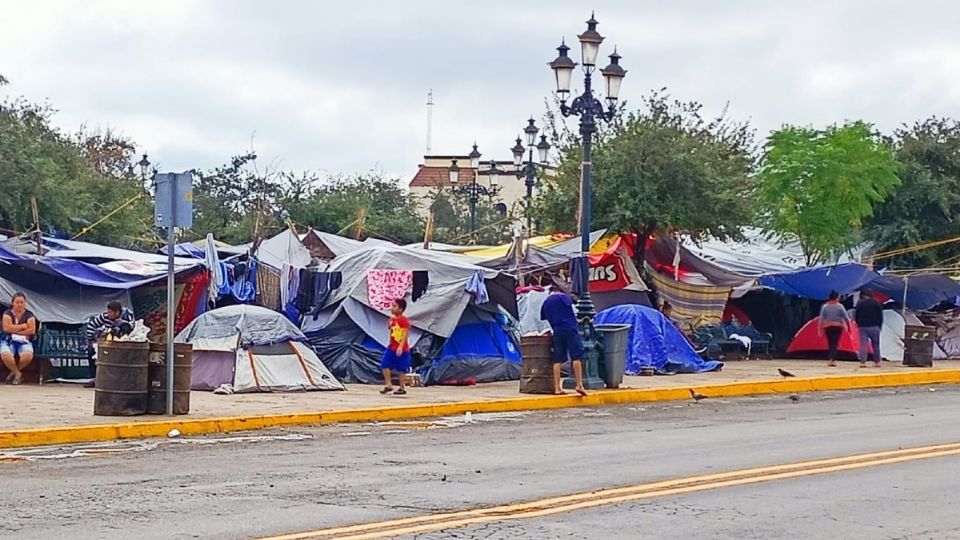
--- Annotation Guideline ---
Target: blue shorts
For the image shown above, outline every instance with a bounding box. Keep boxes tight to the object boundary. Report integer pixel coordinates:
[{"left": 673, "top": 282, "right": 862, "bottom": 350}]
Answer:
[
  {"left": 380, "top": 349, "right": 411, "bottom": 372},
  {"left": 551, "top": 329, "right": 584, "bottom": 363},
  {"left": 0, "top": 340, "right": 34, "bottom": 357}
]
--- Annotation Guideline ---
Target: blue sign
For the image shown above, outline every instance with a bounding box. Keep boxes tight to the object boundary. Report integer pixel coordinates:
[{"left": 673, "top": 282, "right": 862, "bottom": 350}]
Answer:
[{"left": 154, "top": 173, "right": 194, "bottom": 228}]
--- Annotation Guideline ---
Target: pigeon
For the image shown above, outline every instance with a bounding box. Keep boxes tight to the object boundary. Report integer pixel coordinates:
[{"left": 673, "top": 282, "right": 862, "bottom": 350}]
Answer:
[
  {"left": 689, "top": 389, "right": 708, "bottom": 402},
  {"left": 441, "top": 474, "right": 447, "bottom": 482},
  {"left": 778, "top": 368, "right": 796, "bottom": 378},
  {"left": 789, "top": 394, "right": 800, "bottom": 403}
]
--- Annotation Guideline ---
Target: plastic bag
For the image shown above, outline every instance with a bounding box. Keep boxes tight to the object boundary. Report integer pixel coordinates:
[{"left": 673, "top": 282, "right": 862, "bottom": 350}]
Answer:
[{"left": 117, "top": 320, "right": 151, "bottom": 342}]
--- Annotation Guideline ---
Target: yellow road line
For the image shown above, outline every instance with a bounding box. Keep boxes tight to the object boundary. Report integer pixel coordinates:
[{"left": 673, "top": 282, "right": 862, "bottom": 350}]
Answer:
[
  {"left": 2, "top": 370, "right": 960, "bottom": 449},
  {"left": 260, "top": 441, "right": 960, "bottom": 540}
]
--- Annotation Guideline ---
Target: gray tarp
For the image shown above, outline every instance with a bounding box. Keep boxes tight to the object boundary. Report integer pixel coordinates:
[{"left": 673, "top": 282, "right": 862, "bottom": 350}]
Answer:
[
  {"left": 176, "top": 304, "right": 306, "bottom": 348},
  {"left": 0, "top": 274, "right": 129, "bottom": 324},
  {"left": 322, "top": 246, "right": 517, "bottom": 339}
]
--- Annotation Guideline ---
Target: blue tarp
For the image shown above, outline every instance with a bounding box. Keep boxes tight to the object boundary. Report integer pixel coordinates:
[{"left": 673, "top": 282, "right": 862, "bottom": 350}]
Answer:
[
  {"left": 419, "top": 321, "right": 522, "bottom": 385},
  {"left": 160, "top": 242, "right": 206, "bottom": 259},
  {"left": 595, "top": 304, "right": 723, "bottom": 375},
  {"left": 758, "top": 263, "right": 879, "bottom": 301},
  {"left": 867, "top": 274, "right": 960, "bottom": 310},
  {"left": 0, "top": 247, "right": 173, "bottom": 289}
]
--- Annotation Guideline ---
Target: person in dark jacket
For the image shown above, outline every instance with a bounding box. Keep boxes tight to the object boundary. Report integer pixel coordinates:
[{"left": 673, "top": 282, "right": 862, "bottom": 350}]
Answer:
[{"left": 854, "top": 291, "right": 884, "bottom": 368}]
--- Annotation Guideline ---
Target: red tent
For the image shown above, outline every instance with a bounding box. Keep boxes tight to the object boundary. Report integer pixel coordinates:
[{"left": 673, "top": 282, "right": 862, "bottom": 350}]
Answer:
[{"left": 786, "top": 318, "right": 873, "bottom": 360}]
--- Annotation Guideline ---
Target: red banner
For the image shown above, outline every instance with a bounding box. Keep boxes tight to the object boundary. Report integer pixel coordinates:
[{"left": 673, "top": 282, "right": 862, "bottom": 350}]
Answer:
[{"left": 588, "top": 253, "right": 631, "bottom": 292}]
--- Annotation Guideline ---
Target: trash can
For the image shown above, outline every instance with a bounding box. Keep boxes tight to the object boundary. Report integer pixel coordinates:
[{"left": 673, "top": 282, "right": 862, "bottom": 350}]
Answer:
[
  {"left": 519, "top": 335, "right": 555, "bottom": 394},
  {"left": 94, "top": 341, "right": 150, "bottom": 416},
  {"left": 903, "top": 325, "right": 935, "bottom": 368},
  {"left": 595, "top": 324, "right": 630, "bottom": 388},
  {"left": 147, "top": 342, "right": 193, "bottom": 415}
]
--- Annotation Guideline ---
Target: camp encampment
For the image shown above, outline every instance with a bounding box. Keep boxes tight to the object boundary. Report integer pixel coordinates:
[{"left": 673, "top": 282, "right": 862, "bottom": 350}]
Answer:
[{"left": 176, "top": 305, "right": 344, "bottom": 393}]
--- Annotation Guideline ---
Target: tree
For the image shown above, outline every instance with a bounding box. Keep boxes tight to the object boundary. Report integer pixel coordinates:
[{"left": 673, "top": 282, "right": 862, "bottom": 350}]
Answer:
[
  {"left": 867, "top": 117, "right": 960, "bottom": 268},
  {"left": 0, "top": 95, "right": 150, "bottom": 246},
  {"left": 534, "top": 92, "right": 756, "bottom": 261},
  {"left": 757, "top": 121, "right": 900, "bottom": 265},
  {"left": 425, "top": 188, "right": 514, "bottom": 246},
  {"left": 284, "top": 173, "right": 424, "bottom": 244}
]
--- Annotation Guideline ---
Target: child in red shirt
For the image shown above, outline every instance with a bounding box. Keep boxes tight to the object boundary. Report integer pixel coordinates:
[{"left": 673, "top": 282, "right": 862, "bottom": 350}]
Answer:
[{"left": 380, "top": 299, "right": 411, "bottom": 395}]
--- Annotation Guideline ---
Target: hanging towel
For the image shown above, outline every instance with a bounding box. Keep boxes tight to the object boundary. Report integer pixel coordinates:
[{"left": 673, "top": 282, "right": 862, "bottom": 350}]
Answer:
[
  {"left": 310, "top": 271, "right": 343, "bottom": 318},
  {"left": 465, "top": 270, "right": 489, "bottom": 304},
  {"left": 412, "top": 271, "right": 429, "bottom": 302},
  {"left": 367, "top": 269, "right": 413, "bottom": 310},
  {"left": 205, "top": 233, "right": 225, "bottom": 302},
  {"left": 570, "top": 259, "right": 586, "bottom": 296},
  {"left": 295, "top": 268, "right": 313, "bottom": 312},
  {"left": 231, "top": 260, "right": 257, "bottom": 303}
]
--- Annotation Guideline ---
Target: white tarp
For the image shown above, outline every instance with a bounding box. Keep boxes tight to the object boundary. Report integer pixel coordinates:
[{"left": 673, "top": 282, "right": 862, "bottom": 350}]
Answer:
[
  {"left": 256, "top": 229, "right": 312, "bottom": 270},
  {"left": 0, "top": 274, "right": 130, "bottom": 324}
]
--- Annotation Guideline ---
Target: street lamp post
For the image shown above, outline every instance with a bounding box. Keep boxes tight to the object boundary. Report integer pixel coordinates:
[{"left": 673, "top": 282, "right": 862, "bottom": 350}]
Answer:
[
  {"left": 510, "top": 119, "right": 551, "bottom": 233},
  {"left": 138, "top": 153, "right": 151, "bottom": 185},
  {"left": 549, "top": 13, "right": 626, "bottom": 389},
  {"left": 448, "top": 156, "right": 502, "bottom": 242}
]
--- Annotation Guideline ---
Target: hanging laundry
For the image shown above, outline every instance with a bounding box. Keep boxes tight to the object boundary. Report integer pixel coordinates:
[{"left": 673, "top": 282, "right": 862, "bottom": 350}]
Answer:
[
  {"left": 465, "top": 270, "right": 489, "bottom": 304},
  {"left": 311, "top": 272, "right": 343, "bottom": 318},
  {"left": 570, "top": 259, "right": 585, "bottom": 296},
  {"left": 231, "top": 260, "right": 257, "bottom": 303},
  {"left": 412, "top": 271, "right": 429, "bottom": 302},
  {"left": 295, "top": 268, "right": 314, "bottom": 312},
  {"left": 367, "top": 269, "right": 413, "bottom": 310}
]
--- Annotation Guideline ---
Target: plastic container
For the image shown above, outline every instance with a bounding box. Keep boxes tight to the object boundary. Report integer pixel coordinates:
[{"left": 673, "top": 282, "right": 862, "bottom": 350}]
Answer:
[{"left": 595, "top": 324, "right": 630, "bottom": 388}]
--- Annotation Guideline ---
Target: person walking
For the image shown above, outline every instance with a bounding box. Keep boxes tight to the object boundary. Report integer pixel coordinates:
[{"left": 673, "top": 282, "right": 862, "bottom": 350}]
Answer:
[
  {"left": 540, "top": 286, "right": 587, "bottom": 396},
  {"left": 818, "top": 291, "right": 852, "bottom": 367},
  {"left": 854, "top": 291, "right": 884, "bottom": 368},
  {"left": 379, "top": 299, "right": 411, "bottom": 396}
]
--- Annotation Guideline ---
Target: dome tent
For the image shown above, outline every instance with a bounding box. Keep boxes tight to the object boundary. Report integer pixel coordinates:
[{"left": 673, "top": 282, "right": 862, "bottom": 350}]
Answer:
[{"left": 176, "top": 305, "right": 344, "bottom": 393}]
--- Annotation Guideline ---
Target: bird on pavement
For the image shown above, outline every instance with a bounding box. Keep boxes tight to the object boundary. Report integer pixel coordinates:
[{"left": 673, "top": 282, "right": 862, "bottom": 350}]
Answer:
[
  {"left": 789, "top": 394, "right": 800, "bottom": 403},
  {"left": 689, "top": 389, "right": 708, "bottom": 402},
  {"left": 778, "top": 368, "right": 797, "bottom": 378}
]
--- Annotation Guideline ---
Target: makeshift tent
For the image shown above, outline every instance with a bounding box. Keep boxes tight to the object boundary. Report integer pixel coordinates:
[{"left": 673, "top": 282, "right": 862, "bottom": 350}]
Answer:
[
  {"left": 590, "top": 246, "right": 651, "bottom": 311},
  {"left": 300, "top": 229, "right": 395, "bottom": 261},
  {"left": 303, "top": 246, "right": 518, "bottom": 384},
  {"left": 176, "top": 305, "right": 344, "bottom": 392},
  {"left": 879, "top": 309, "right": 948, "bottom": 362},
  {"left": 759, "top": 264, "right": 879, "bottom": 301},
  {"left": 417, "top": 310, "right": 522, "bottom": 385},
  {"left": 867, "top": 274, "right": 960, "bottom": 311},
  {"left": 595, "top": 304, "right": 723, "bottom": 374},
  {"left": 786, "top": 318, "right": 863, "bottom": 359},
  {"left": 646, "top": 263, "right": 731, "bottom": 327}
]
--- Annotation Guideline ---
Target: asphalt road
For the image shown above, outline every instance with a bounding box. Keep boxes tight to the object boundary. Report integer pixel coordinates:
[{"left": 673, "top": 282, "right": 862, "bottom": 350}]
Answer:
[{"left": 4, "top": 386, "right": 960, "bottom": 540}]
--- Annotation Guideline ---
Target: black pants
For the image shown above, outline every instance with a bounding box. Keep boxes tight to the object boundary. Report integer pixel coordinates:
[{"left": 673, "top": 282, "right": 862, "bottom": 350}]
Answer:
[{"left": 824, "top": 327, "right": 843, "bottom": 361}]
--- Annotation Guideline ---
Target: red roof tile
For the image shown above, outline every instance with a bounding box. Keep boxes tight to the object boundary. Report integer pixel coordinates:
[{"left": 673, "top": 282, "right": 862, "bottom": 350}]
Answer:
[{"left": 409, "top": 165, "right": 477, "bottom": 188}]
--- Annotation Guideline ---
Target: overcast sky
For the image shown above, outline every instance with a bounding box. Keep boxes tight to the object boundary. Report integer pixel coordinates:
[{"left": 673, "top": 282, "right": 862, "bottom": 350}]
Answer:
[{"left": 2, "top": 0, "right": 958, "bottom": 183}]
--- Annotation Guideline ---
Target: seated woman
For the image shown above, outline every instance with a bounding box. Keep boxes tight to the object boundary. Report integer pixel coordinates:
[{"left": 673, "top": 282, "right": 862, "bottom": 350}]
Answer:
[{"left": 1, "top": 292, "right": 38, "bottom": 385}]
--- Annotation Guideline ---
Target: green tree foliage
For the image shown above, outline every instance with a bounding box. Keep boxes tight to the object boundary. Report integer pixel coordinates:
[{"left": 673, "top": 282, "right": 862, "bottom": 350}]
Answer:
[
  {"left": 0, "top": 95, "right": 149, "bottom": 246},
  {"left": 758, "top": 121, "right": 900, "bottom": 265},
  {"left": 284, "top": 173, "right": 424, "bottom": 245},
  {"left": 867, "top": 117, "right": 960, "bottom": 268},
  {"left": 534, "top": 92, "right": 756, "bottom": 259}
]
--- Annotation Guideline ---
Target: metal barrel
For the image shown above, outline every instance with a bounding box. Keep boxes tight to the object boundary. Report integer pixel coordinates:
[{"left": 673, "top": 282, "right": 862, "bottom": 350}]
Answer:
[
  {"left": 147, "top": 342, "right": 193, "bottom": 415},
  {"left": 519, "top": 335, "right": 555, "bottom": 394},
  {"left": 903, "top": 325, "right": 935, "bottom": 368},
  {"left": 94, "top": 341, "right": 150, "bottom": 416}
]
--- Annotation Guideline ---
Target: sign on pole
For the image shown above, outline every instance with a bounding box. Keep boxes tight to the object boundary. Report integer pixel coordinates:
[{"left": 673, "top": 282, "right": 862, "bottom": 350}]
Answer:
[{"left": 154, "top": 173, "right": 194, "bottom": 415}]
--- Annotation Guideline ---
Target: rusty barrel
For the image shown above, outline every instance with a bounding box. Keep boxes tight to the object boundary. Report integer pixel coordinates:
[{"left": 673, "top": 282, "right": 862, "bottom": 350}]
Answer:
[
  {"left": 903, "top": 325, "right": 935, "bottom": 368},
  {"left": 94, "top": 341, "right": 150, "bottom": 416},
  {"left": 147, "top": 342, "right": 193, "bottom": 415},
  {"left": 519, "top": 335, "right": 555, "bottom": 394}
]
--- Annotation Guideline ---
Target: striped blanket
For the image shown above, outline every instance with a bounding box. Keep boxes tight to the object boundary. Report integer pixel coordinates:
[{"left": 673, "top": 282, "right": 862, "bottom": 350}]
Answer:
[{"left": 646, "top": 263, "right": 731, "bottom": 328}]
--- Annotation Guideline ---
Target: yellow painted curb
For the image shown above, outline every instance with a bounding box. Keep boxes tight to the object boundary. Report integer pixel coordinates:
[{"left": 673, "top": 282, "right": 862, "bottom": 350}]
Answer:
[{"left": 2, "top": 370, "right": 959, "bottom": 450}]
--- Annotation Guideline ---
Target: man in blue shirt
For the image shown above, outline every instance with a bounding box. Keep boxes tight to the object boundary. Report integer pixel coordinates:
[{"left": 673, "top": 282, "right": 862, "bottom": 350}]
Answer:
[{"left": 540, "top": 287, "right": 588, "bottom": 396}]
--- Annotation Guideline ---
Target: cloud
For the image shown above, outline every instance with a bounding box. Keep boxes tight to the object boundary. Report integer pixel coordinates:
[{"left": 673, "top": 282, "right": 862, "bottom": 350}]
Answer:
[{"left": 2, "top": 0, "right": 959, "bottom": 182}]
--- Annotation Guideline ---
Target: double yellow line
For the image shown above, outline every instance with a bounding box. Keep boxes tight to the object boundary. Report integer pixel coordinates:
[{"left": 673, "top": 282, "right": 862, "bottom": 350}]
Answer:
[{"left": 260, "top": 441, "right": 960, "bottom": 540}]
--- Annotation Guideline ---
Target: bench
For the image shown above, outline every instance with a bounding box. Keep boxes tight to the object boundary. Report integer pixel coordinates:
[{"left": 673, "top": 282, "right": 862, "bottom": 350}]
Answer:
[
  {"left": 35, "top": 323, "right": 91, "bottom": 383},
  {"left": 692, "top": 323, "right": 774, "bottom": 360}
]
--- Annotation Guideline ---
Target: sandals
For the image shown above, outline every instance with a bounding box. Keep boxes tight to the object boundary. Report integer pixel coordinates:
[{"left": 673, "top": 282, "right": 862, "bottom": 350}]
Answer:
[
  {"left": 379, "top": 386, "right": 394, "bottom": 395},
  {"left": 393, "top": 388, "right": 407, "bottom": 395},
  {"left": 12, "top": 374, "right": 22, "bottom": 385},
  {"left": 4, "top": 373, "right": 14, "bottom": 384}
]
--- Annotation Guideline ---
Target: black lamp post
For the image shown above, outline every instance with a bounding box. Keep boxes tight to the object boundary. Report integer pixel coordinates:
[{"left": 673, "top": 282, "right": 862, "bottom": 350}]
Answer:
[
  {"left": 510, "top": 118, "right": 551, "bottom": 233},
  {"left": 448, "top": 155, "right": 502, "bottom": 241},
  {"left": 549, "top": 13, "right": 626, "bottom": 389},
  {"left": 138, "top": 153, "right": 151, "bottom": 184}
]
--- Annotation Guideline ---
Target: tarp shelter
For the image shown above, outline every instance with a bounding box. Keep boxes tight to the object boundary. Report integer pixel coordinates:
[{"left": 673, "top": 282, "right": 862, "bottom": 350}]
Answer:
[
  {"left": 759, "top": 264, "right": 879, "bottom": 301},
  {"left": 594, "top": 304, "right": 723, "bottom": 375},
  {"left": 867, "top": 273, "right": 960, "bottom": 311},
  {"left": 300, "top": 229, "right": 395, "bottom": 261},
  {"left": 879, "top": 309, "right": 948, "bottom": 362},
  {"left": 176, "top": 305, "right": 344, "bottom": 392},
  {"left": 302, "top": 246, "right": 518, "bottom": 385},
  {"left": 646, "top": 263, "right": 731, "bottom": 327}
]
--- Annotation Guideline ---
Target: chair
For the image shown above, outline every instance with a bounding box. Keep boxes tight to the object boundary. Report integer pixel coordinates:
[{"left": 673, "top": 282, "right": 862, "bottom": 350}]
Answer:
[{"left": 724, "top": 323, "right": 774, "bottom": 359}]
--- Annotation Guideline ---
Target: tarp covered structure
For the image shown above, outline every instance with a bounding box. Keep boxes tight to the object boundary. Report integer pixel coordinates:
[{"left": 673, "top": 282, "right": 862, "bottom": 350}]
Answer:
[
  {"left": 758, "top": 264, "right": 879, "bottom": 301},
  {"left": 176, "top": 305, "right": 344, "bottom": 392},
  {"left": 868, "top": 274, "right": 960, "bottom": 311},
  {"left": 594, "top": 304, "right": 723, "bottom": 374},
  {"left": 303, "top": 246, "right": 518, "bottom": 385}
]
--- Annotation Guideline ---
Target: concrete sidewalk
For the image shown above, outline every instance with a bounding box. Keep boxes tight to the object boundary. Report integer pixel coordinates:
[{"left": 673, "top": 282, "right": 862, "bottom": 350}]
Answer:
[{"left": 2, "top": 359, "right": 959, "bottom": 449}]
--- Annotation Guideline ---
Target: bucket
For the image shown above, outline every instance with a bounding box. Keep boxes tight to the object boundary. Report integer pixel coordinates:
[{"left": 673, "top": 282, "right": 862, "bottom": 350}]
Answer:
[
  {"left": 147, "top": 342, "right": 193, "bottom": 415},
  {"left": 94, "top": 341, "right": 150, "bottom": 416},
  {"left": 520, "top": 335, "right": 555, "bottom": 394}
]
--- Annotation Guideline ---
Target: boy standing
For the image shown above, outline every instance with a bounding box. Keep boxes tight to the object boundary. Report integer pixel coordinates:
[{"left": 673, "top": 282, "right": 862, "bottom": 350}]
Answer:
[{"left": 380, "top": 299, "right": 411, "bottom": 396}]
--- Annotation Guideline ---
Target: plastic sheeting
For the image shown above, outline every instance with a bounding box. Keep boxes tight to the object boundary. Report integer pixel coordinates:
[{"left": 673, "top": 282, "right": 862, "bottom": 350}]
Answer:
[
  {"left": 759, "top": 264, "right": 879, "bottom": 301},
  {"left": 232, "top": 342, "right": 344, "bottom": 393},
  {"left": 255, "top": 229, "right": 312, "bottom": 271},
  {"left": 594, "top": 304, "right": 723, "bottom": 375},
  {"left": 518, "top": 289, "right": 552, "bottom": 336},
  {"left": 867, "top": 274, "right": 960, "bottom": 311},
  {"left": 305, "top": 307, "right": 386, "bottom": 384},
  {"left": 0, "top": 272, "right": 130, "bottom": 324},
  {"left": 419, "top": 321, "right": 522, "bottom": 385}
]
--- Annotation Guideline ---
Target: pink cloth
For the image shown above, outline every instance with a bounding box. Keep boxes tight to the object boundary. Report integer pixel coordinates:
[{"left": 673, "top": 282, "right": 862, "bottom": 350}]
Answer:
[{"left": 367, "top": 270, "right": 413, "bottom": 310}]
